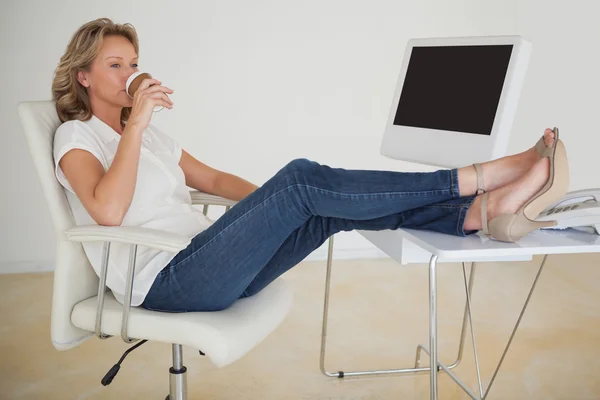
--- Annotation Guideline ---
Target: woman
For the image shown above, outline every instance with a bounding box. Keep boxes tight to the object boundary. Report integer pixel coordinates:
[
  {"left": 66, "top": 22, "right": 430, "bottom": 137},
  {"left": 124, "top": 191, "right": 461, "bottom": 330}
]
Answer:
[{"left": 51, "top": 18, "right": 568, "bottom": 312}]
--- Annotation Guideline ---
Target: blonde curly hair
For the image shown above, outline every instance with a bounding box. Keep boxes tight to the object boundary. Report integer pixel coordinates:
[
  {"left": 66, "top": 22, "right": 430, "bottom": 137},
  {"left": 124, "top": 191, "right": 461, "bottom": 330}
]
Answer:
[{"left": 52, "top": 18, "right": 139, "bottom": 124}]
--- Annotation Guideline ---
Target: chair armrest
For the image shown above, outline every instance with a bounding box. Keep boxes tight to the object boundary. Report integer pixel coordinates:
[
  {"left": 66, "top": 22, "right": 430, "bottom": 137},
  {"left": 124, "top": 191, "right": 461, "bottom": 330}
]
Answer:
[
  {"left": 65, "top": 225, "right": 191, "bottom": 253},
  {"left": 66, "top": 225, "right": 191, "bottom": 343},
  {"left": 189, "top": 190, "right": 238, "bottom": 208}
]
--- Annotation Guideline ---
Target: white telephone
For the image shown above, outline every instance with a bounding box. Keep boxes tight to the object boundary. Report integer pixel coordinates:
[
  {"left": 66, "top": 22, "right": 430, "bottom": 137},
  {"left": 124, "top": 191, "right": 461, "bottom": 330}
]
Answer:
[{"left": 536, "top": 188, "right": 600, "bottom": 234}]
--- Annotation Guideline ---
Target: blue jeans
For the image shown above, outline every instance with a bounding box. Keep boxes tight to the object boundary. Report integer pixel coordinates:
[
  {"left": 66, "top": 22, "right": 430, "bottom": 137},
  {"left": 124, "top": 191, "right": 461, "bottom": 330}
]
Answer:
[{"left": 141, "top": 158, "right": 477, "bottom": 312}]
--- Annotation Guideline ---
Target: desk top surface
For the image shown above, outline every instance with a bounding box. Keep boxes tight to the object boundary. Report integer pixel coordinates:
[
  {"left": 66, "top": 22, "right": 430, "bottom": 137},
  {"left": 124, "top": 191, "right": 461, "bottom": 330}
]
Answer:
[{"left": 360, "top": 227, "right": 600, "bottom": 261}]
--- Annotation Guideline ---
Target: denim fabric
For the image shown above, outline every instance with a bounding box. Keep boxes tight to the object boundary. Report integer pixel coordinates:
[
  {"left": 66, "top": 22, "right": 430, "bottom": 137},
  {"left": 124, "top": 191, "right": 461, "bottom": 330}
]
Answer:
[{"left": 141, "top": 158, "right": 477, "bottom": 312}]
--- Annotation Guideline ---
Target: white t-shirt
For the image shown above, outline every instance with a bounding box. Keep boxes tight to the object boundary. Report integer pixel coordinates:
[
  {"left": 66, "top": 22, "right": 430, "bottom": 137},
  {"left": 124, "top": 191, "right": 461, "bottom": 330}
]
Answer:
[{"left": 53, "top": 115, "right": 214, "bottom": 306}]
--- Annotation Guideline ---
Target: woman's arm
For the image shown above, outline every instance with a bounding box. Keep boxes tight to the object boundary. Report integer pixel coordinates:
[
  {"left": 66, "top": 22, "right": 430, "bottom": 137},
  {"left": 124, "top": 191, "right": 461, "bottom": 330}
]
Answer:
[
  {"left": 60, "top": 123, "right": 145, "bottom": 226},
  {"left": 211, "top": 171, "right": 259, "bottom": 201},
  {"left": 179, "top": 150, "right": 259, "bottom": 201}
]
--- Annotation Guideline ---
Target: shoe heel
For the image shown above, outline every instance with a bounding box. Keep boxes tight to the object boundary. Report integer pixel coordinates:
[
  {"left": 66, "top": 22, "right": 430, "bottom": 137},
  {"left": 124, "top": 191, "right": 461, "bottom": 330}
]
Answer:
[{"left": 489, "top": 213, "right": 557, "bottom": 242}]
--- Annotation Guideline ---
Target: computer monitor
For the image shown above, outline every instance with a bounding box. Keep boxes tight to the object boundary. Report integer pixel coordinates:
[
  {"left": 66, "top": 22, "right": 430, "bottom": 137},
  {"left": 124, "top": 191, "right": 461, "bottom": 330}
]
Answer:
[{"left": 380, "top": 35, "right": 532, "bottom": 168}]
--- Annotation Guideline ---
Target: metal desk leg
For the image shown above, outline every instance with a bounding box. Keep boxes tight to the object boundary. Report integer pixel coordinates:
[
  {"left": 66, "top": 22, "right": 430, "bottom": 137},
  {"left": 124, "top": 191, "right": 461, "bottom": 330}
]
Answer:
[
  {"left": 417, "top": 262, "right": 477, "bottom": 370},
  {"left": 320, "top": 238, "right": 439, "bottom": 377},
  {"left": 320, "top": 240, "right": 472, "bottom": 379},
  {"left": 417, "top": 255, "right": 549, "bottom": 400},
  {"left": 429, "top": 255, "right": 439, "bottom": 399},
  {"left": 481, "top": 254, "right": 548, "bottom": 399},
  {"left": 319, "top": 238, "right": 548, "bottom": 400}
]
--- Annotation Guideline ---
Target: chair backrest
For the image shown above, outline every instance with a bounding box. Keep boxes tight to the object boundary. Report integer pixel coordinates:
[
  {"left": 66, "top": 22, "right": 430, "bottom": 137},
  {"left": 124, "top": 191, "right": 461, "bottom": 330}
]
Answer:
[{"left": 17, "top": 101, "right": 97, "bottom": 350}]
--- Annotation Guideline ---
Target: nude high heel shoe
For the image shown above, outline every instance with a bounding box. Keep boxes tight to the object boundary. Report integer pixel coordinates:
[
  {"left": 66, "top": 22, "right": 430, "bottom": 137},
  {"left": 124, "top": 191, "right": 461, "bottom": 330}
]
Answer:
[{"left": 479, "top": 127, "right": 570, "bottom": 242}]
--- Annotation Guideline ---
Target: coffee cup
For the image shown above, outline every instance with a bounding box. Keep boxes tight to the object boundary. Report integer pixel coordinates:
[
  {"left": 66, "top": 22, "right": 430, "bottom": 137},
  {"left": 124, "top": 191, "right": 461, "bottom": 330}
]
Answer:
[{"left": 125, "top": 71, "right": 164, "bottom": 112}]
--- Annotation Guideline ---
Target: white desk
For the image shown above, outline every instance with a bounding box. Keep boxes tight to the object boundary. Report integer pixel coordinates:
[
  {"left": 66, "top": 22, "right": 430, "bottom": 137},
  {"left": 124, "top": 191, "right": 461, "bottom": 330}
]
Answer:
[{"left": 354, "top": 228, "right": 600, "bottom": 400}]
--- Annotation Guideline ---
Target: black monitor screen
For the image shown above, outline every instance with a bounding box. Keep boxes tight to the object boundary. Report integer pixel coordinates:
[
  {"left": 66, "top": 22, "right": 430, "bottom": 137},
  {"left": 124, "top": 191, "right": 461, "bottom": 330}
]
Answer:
[{"left": 393, "top": 45, "right": 513, "bottom": 136}]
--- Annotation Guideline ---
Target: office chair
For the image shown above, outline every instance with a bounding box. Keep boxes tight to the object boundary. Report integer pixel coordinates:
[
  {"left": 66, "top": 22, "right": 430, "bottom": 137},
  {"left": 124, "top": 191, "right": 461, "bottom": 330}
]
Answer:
[{"left": 17, "top": 100, "right": 293, "bottom": 400}]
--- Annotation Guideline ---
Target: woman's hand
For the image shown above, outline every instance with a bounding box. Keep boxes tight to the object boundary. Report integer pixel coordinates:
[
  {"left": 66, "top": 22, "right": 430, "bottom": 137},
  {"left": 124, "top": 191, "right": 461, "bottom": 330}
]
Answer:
[{"left": 127, "top": 78, "right": 174, "bottom": 131}]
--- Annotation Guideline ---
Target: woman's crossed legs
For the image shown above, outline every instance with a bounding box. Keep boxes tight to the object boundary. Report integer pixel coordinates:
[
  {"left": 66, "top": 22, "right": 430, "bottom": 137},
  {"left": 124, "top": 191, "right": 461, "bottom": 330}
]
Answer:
[{"left": 140, "top": 129, "right": 556, "bottom": 312}]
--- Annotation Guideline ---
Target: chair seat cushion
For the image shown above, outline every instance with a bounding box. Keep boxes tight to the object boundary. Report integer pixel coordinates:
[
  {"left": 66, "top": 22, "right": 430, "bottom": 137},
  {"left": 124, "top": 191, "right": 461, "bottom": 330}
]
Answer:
[{"left": 71, "top": 278, "right": 292, "bottom": 368}]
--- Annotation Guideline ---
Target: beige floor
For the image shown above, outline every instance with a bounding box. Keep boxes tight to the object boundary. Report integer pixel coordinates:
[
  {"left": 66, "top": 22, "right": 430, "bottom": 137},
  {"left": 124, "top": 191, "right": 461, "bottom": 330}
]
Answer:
[{"left": 1, "top": 254, "right": 600, "bottom": 400}]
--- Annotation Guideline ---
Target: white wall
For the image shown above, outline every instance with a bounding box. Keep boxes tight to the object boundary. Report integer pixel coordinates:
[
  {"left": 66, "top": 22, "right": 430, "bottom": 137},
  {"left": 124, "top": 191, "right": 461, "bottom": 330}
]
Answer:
[
  {"left": 513, "top": 0, "right": 600, "bottom": 191},
  {"left": 1, "top": 0, "right": 564, "bottom": 274}
]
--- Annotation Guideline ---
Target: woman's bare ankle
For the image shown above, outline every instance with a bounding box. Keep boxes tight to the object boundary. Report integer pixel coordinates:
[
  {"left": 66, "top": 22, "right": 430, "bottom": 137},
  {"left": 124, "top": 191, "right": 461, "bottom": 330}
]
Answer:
[
  {"left": 464, "top": 195, "right": 483, "bottom": 231},
  {"left": 462, "top": 158, "right": 550, "bottom": 232},
  {"left": 457, "top": 166, "right": 477, "bottom": 197},
  {"left": 463, "top": 192, "right": 500, "bottom": 231},
  {"left": 457, "top": 149, "right": 539, "bottom": 197}
]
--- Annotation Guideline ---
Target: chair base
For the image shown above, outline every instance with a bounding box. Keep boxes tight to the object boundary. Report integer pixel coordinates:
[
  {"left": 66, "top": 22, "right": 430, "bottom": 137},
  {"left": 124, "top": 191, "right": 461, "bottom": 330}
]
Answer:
[{"left": 166, "top": 344, "right": 188, "bottom": 400}]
